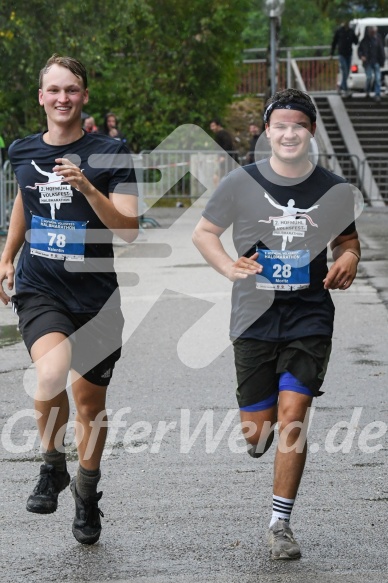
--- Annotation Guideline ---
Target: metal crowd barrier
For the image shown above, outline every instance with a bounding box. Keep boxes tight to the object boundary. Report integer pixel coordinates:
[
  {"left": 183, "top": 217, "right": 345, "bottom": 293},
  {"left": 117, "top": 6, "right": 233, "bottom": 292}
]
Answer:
[
  {"left": 0, "top": 151, "right": 384, "bottom": 234},
  {"left": 0, "top": 161, "right": 18, "bottom": 234},
  {"left": 138, "top": 150, "right": 241, "bottom": 202},
  {"left": 0, "top": 151, "right": 243, "bottom": 232}
]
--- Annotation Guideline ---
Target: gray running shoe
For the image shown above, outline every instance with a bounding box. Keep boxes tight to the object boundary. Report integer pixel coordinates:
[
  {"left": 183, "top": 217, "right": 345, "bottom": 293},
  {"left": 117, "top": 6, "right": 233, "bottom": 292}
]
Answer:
[{"left": 268, "top": 519, "right": 301, "bottom": 560}]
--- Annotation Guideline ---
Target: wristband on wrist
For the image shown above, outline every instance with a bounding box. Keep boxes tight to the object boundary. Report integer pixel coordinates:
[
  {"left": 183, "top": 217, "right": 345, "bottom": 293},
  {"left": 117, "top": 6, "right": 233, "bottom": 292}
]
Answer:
[{"left": 344, "top": 249, "right": 360, "bottom": 261}]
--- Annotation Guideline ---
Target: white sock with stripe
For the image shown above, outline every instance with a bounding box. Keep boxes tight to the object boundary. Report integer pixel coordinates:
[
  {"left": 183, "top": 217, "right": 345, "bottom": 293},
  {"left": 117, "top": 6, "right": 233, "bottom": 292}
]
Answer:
[{"left": 269, "top": 495, "right": 295, "bottom": 527}]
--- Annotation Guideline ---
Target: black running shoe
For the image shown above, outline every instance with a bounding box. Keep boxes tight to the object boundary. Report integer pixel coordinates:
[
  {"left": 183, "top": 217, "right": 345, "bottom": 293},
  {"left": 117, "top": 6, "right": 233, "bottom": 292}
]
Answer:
[
  {"left": 26, "top": 463, "right": 70, "bottom": 514},
  {"left": 70, "top": 478, "right": 104, "bottom": 545}
]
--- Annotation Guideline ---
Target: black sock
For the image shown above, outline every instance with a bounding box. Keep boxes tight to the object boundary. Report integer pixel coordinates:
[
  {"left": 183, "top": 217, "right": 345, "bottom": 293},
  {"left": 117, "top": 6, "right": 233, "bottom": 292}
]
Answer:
[{"left": 76, "top": 465, "right": 101, "bottom": 499}]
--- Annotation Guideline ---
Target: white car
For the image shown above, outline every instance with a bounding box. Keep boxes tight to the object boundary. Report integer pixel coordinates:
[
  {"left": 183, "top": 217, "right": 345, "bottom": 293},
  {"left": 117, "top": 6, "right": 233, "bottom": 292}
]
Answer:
[{"left": 338, "top": 17, "right": 388, "bottom": 93}]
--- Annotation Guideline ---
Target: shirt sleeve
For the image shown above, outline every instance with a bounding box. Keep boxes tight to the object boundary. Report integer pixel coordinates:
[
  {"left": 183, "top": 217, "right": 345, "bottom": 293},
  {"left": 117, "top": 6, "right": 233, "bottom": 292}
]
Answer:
[{"left": 202, "top": 171, "right": 237, "bottom": 228}]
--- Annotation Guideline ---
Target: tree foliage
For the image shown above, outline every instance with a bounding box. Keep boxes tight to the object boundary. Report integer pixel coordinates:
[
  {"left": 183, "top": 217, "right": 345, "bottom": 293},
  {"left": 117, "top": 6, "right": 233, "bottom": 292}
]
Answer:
[
  {"left": 1, "top": 1, "right": 388, "bottom": 150},
  {"left": 0, "top": 0, "right": 251, "bottom": 150}
]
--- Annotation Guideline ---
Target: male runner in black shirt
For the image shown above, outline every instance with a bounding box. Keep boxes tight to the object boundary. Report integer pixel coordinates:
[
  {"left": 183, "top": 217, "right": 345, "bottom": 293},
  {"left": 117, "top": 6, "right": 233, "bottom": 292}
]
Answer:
[
  {"left": 0, "top": 54, "right": 138, "bottom": 544},
  {"left": 194, "top": 89, "right": 360, "bottom": 560}
]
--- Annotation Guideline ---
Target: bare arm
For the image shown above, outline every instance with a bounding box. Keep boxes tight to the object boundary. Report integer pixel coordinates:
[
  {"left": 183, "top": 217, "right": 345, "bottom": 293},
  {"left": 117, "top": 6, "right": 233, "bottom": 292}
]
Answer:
[
  {"left": 52, "top": 158, "right": 139, "bottom": 243},
  {"left": 192, "top": 217, "right": 262, "bottom": 282},
  {"left": 0, "top": 190, "right": 26, "bottom": 304},
  {"left": 323, "top": 230, "right": 360, "bottom": 290}
]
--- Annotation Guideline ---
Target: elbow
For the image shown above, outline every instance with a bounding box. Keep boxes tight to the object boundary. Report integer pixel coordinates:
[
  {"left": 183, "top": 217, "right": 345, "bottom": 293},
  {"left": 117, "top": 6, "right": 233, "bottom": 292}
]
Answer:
[
  {"left": 116, "top": 218, "right": 139, "bottom": 244},
  {"left": 122, "top": 228, "right": 139, "bottom": 244},
  {"left": 192, "top": 228, "right": 201, "bottom": 250}
]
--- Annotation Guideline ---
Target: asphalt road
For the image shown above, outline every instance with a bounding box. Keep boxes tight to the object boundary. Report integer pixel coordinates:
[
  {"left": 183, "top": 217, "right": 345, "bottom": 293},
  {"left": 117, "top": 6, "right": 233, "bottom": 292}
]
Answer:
[{"left": 0, "top": 204, "right": 387, "bottom": 583}]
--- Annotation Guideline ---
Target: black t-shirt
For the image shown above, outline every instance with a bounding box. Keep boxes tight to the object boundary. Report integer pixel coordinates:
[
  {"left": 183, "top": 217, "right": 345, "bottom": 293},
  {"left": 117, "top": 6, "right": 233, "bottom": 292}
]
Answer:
[
  {"left": 9, "top": 132, "right": 137, "bottom": 312},
  {"left": 203, "top": 159, "right": 357, "bottom": 341},
  {"left": 215, "top": 129, "right": 234, "bottom": 152},
  {"left": 331, "top": 26, "right": 358, "bottom": 57}
]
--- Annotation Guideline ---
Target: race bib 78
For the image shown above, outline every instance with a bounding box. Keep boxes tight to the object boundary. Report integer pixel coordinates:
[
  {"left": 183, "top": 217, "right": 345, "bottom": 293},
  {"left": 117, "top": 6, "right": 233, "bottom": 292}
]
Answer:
[{"left": 30, "top": 215, "right": 87, "bottom": 261}]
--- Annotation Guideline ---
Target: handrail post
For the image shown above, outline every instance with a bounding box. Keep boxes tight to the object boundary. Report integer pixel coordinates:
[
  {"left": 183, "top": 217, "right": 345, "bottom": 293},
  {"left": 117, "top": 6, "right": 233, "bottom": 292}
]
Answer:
[{"left": 287, "top": 48, "right": 292, "bottom": 88}]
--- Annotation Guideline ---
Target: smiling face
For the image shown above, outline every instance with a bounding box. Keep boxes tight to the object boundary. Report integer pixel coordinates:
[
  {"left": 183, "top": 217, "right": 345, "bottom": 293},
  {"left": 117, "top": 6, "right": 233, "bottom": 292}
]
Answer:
[
  {"left": 38, "top": 63, "right": 89, "bottom": 129},
  {"left": 265, "top": 109, "right": 315, "bottom": 169}
]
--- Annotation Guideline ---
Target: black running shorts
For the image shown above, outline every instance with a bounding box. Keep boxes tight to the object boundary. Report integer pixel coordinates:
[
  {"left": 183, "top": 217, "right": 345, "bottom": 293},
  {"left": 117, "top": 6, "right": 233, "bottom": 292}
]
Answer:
[
  {"left": 233, "top": 335, "right": 332, "bottom": 409},
  {"left": 12, "top": 292, "right": 124, "bottom": 387}
]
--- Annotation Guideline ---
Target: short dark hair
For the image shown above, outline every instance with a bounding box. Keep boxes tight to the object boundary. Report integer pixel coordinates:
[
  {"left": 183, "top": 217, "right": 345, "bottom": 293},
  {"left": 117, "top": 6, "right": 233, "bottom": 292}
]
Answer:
[
  {"left": 263, "top": 88, "right": 316, "bottom": 125},
  {"left": 39, "top": 54, "right": 88, "bottom": 89},
  {"left": 210, "top": 118, "right": 222, "bottom": 126}
]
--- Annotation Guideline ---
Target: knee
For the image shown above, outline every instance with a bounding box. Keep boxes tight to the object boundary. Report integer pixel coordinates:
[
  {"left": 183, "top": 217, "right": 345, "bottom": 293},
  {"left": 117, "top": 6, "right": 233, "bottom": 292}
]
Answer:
[
  {"left": 76, "top": 398, "right": 106, "bottom": 422},
  {"left": 277, "top": 409, "right": 310, "bottom": 443},
  {"left": 36, "top": 365, "right": 68, "bottom": 400}
]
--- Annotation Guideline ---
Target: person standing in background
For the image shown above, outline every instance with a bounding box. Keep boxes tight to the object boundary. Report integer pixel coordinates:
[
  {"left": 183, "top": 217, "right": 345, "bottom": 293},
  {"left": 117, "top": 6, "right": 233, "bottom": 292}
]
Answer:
[
  {"left": 209, "top": 118, "right": 236, "bottom": 183},
  {"left": 83, "top": 116, "right": 98, "bottom": 133},
  {"left": 358, "top": 26, "right": 385, "bottom": 101},
  {"left": 330, "top": 21, "right": 358, "bottom": 97},
  {"left": 102, "top": 112, "right": 127, "bottom": 143},
  {"left": 246, "top": 121, "right": 262, "bottom": 164}
]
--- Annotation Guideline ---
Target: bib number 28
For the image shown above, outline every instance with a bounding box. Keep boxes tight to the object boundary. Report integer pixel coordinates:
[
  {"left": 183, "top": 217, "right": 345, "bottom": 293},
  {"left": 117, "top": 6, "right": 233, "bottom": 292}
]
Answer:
[
  {"left": 273, "top": 263, "right": 291, "bottom": 278},
  {"left": 255, "top": 248, "right": 310, "bottom": 290}
]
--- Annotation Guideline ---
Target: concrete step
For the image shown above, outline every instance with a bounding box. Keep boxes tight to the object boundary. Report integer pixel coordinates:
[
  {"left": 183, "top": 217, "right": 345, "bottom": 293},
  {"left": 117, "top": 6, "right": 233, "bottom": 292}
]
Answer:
[
  {"left": 359, "top": 149, "right": 388, "bottom": 154},
  {"left": 357, "top": 138, "right": 388, "bottom": 144},
  {"left": 349, "top": 120, "right": 388, "bottom": 124},
  {"left": 352, "top": 129, "right": 388, "bottom": 133}
]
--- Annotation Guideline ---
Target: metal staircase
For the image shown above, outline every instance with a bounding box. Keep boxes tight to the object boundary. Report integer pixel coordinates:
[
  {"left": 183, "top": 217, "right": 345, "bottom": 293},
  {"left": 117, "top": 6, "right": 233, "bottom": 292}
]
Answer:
[
  {"left": 345, "top": 98, "right": 388, "bottom": 154},
  {"left": 314, "top": 96, "right": 360, "bottom": 188},
  {"left": 314, "top": 95, "right": 388, "bottom": 204},
  {"left": 344, "top": 98, "right": 388, "bottom": 201}
]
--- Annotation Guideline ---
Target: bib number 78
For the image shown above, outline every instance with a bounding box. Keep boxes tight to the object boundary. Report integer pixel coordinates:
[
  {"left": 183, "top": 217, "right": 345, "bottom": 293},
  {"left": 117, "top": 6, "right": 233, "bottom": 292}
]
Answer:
[
  {"left": 273, "top": 263, "right": 291, "bottom": 278},
  {"left": 48, "top": 232, "right": 66, "bottom": 248}
]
